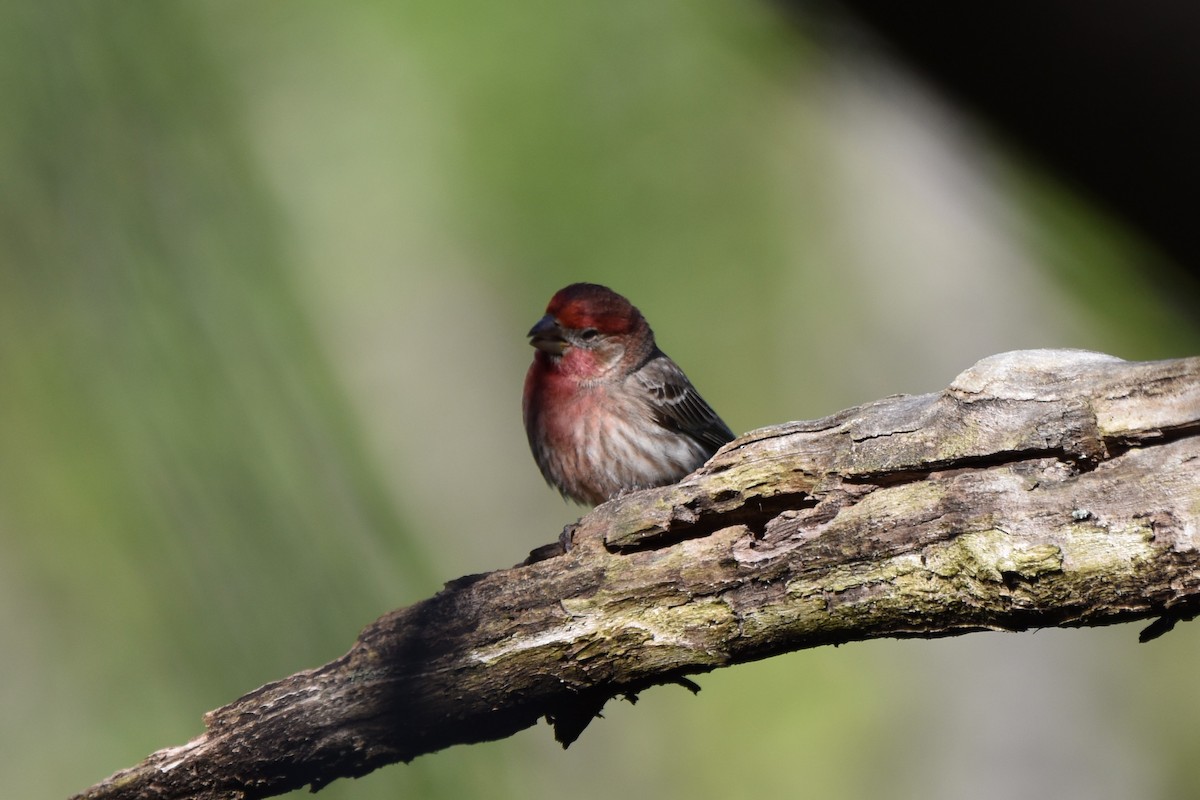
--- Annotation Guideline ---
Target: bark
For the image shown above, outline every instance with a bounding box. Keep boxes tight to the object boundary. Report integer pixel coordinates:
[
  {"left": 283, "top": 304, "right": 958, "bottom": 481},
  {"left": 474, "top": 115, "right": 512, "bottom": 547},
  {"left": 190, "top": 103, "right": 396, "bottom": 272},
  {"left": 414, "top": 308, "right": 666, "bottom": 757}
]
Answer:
[{"left": 72, "top": 349, "right": 1200, "bottom": 800}]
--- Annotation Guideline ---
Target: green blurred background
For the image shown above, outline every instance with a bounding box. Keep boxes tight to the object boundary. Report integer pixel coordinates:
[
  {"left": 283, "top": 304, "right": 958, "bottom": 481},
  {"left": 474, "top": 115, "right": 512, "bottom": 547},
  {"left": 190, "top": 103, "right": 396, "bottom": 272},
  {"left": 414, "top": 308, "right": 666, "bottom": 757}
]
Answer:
[{"left": 4, "top": 3, "right": 1199, "bottom": 799}]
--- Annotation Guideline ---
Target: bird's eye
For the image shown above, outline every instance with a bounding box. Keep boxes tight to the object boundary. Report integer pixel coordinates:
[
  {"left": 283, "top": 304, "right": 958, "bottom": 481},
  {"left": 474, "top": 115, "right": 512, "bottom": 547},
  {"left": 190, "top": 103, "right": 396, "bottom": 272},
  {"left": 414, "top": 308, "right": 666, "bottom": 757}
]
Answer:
[{"left": 579, "top": 328, "right": 600, "bottom": 342}]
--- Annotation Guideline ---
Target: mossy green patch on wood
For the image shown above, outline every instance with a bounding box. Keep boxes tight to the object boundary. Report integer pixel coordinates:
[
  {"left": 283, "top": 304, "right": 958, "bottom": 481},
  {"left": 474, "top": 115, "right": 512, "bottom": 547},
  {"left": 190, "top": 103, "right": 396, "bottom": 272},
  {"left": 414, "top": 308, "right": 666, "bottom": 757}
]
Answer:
[
  {"left": 925, "top": 529, "right": 1061, "bottom": 583},
  {"left": 1055, "top": 519, "right": 1156, "bottom": 576}
]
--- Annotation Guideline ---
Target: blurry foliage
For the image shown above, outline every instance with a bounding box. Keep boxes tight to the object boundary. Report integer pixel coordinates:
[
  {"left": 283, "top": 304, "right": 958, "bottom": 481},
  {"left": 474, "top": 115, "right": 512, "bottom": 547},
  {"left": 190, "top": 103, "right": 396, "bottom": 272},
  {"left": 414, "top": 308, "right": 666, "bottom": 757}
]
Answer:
[
  {"left": 2, "top": 2, "right": 1198, "bottom": 800},
  {"left": 0, "top": 3, "right": 434, "bottom": 796}
]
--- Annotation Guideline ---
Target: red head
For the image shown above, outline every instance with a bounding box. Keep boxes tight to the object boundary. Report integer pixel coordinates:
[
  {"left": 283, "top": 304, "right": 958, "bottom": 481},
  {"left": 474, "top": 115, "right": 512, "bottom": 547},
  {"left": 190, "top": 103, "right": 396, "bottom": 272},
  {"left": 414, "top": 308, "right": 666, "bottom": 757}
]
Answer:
[
  {"left": 526, "top": 284, "right": 655, "bottom": 375},
  {"left": 544, "top": 283, "right": 644, "bottom": 337}
]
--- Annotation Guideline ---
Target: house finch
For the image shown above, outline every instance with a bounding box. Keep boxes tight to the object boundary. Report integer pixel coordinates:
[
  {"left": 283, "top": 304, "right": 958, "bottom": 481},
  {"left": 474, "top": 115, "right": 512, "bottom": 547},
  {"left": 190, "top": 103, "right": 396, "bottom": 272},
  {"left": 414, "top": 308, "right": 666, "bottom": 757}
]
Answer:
[{"left": 523, "top": 283, "right": 735, "bottom": 506}]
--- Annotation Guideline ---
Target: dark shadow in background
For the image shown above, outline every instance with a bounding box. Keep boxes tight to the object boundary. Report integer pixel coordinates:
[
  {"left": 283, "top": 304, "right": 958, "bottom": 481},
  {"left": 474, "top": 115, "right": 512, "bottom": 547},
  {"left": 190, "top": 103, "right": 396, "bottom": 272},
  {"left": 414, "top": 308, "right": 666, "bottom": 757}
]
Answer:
[{"left": 799, "top": 1, "right": 1200, "bottom": 311}]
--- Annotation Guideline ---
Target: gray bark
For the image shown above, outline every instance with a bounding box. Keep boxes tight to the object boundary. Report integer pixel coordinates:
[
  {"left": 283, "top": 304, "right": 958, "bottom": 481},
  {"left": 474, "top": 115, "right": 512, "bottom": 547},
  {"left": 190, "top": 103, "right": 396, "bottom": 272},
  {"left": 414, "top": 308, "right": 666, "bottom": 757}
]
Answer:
[{"left": 71, "top": 349, "right": 1200, "bottom": 800}]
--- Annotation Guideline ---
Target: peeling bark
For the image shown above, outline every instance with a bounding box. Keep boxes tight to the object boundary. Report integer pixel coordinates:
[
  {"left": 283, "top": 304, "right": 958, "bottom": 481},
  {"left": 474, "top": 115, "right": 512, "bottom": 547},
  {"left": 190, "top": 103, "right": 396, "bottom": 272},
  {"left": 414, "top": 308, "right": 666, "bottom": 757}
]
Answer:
[{"left": 72, "top": 350, "right": 1200, "bottom": 800}]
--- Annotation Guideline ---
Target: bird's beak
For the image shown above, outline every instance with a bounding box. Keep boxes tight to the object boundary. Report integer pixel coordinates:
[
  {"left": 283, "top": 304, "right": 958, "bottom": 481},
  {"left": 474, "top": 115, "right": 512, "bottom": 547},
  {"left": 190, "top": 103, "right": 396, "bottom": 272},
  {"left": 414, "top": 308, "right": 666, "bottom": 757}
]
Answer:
[{"left": 528, "top": 314, "right": 568, "bottom": 354}]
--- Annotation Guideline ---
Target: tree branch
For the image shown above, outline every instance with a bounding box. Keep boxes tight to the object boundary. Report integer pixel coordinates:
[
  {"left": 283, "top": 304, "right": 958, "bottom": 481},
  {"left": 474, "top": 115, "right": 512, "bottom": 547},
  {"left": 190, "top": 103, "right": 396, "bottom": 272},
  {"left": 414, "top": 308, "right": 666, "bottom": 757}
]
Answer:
[{"left": 72, "top": 349, "right": 1200, "bottom": 800}]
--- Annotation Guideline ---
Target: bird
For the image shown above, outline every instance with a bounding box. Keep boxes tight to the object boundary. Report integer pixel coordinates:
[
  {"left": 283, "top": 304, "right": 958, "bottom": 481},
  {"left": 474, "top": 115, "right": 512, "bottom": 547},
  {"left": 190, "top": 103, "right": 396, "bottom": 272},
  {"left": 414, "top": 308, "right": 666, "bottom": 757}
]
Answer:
[{"left": 522, "top": 282, "right": 735, "bottom": 506}]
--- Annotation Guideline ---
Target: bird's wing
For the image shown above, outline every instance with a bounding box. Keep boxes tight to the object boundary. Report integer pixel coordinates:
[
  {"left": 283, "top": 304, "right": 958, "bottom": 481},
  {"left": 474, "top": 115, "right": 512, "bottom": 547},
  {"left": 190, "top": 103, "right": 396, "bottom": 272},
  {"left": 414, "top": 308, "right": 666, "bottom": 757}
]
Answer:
[{"left": 632, "top": 351, "right": 736, "bottom": 452}]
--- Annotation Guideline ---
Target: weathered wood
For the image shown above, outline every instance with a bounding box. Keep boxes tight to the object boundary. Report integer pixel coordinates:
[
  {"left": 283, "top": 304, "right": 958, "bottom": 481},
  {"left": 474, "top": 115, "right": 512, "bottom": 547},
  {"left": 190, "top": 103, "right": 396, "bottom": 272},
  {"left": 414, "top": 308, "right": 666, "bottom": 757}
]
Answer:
[{"left": 72, "top": 350, "right": 1200, "bottom": 800}]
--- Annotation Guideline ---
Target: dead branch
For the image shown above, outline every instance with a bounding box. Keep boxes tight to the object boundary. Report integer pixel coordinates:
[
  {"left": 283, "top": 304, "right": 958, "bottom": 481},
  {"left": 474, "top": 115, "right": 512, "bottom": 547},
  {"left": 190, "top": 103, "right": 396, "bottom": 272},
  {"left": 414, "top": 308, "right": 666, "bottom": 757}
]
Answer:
[{"left": 72, "top": 349, "right": 1200, "bottom": 800}]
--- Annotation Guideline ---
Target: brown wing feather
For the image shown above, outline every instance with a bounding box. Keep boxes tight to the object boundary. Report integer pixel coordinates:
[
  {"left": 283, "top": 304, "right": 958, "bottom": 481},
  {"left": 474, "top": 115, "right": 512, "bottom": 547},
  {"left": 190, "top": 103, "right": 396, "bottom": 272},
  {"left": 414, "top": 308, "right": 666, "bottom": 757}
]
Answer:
[{"left": 632, "top": 350, "right": 735, "bottom": 454}]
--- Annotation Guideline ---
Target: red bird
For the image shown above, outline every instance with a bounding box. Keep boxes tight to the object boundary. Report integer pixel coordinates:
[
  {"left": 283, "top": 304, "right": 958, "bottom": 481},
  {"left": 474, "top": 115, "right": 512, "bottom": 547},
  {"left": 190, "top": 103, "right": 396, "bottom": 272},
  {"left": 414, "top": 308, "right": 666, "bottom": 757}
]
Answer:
[{"left": 523, "top": 283, "right": 735, "bottom": 506}]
